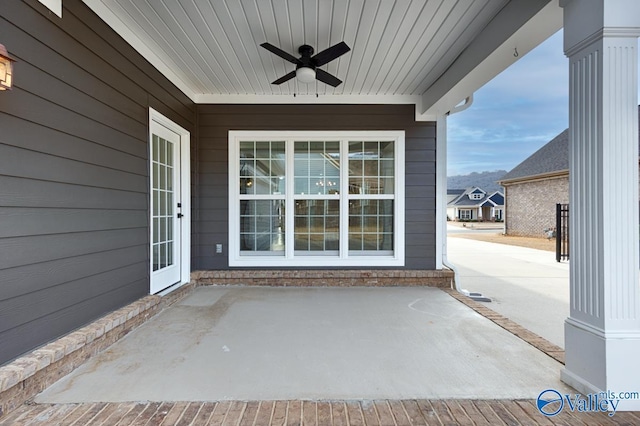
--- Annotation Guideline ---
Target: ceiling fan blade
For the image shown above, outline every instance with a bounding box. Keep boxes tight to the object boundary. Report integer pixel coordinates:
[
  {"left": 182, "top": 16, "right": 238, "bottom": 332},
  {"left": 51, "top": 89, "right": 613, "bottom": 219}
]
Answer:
[
  {"left": 315, "top": 68, "right": 342, "bottom": 87},
  {"left": 311, "top": 41, "right": 350, "bottom": 67},
  {"left": 272, "top": 70, "right": 297, "bottom": 85},
  {"left": 260, "top": 42, "right": 301, "bottom": 65}
]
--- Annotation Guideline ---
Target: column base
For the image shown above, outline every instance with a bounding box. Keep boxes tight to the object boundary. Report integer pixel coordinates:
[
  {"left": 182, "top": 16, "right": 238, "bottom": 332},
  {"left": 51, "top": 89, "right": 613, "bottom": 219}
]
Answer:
[{"left": 562, "top": 318, "right": 640, "bottom": 411}]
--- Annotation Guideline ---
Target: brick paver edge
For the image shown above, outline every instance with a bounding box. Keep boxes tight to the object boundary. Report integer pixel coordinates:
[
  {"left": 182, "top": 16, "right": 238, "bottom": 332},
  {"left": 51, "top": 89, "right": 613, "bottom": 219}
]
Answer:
[{"left": 443, "top": 288, "right": 565, "bottom": 365}]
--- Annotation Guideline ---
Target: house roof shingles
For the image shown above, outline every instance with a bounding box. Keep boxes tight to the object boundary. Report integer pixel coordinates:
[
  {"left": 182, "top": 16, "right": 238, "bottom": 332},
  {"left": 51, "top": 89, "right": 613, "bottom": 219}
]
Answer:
[
  {"left": 499, "top": 129, "right": 569, "bottom": 183},
  {"left": 448, "top": 187, "right": 504, "bottom": 207}
]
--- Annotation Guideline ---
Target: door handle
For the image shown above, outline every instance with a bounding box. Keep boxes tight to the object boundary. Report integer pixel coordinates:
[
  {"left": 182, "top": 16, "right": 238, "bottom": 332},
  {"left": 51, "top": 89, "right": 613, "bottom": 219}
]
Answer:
[{"left": 177, "top": 213, "right": 184, "bottom": 219}]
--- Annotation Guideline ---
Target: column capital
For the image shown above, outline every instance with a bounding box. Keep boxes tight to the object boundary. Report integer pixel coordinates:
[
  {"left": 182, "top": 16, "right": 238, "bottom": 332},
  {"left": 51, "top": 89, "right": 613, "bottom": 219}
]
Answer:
[{"left": 562, "top": 0, "right": 640, "bottom": 56}]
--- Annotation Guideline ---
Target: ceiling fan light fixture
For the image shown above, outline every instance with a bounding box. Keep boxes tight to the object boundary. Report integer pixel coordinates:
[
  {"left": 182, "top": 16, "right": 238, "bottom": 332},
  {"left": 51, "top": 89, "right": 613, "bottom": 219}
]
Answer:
[{"left": 296, "top": 67, "right": 316, "bottom": 84}]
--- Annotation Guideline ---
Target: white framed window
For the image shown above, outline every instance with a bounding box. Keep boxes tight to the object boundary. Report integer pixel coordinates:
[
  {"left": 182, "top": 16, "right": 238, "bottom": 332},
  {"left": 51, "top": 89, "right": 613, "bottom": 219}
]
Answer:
[
  {"left": 469, "top": 193, "right": 483, "bottom": 200},
  {"left": 228, "top": 131, "right": 405, "bottom": 267},
  {"left": 459, "top": 209, "right": 472, "bottom": 220}
]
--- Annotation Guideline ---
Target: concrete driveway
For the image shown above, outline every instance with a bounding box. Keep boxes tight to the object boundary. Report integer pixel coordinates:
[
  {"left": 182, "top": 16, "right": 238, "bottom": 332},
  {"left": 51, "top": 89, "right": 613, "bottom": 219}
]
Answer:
[
  {"left": 447, "top": 233, "right": 569, "bottom": 348},
  {"left": 35, "top": 286, "right": 571, "bottom": 403}
]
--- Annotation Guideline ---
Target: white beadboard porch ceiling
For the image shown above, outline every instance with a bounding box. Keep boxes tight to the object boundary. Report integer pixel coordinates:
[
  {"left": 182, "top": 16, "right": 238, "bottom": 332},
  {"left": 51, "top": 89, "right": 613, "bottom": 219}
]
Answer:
[{"left": 83, "top": 0, "right": 562, "bottom": 115}]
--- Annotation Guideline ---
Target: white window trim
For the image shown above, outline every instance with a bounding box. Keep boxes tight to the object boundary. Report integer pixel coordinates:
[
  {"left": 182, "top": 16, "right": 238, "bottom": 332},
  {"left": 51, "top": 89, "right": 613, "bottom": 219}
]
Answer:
[{"left": 228, "top": 131, "right": 405, "bottom": 267}]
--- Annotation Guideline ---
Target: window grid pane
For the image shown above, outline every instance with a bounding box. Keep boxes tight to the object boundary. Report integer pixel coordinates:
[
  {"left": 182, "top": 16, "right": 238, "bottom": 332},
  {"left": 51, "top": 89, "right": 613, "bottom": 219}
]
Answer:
[
  {"left": 349, "top": 200, "right": 394, "bottom": 251},
  {"left": 294, "top": 200, "right": 339, "bottom": 252},
  {"left": 240, "top": 141, "right": 286, "bottom": 196},
  {"left": 294, "top": 141, "right": 340, "bottom": 195},
  {"left": 240, "top": 200, "right": 285, "bottom": 252},
  {"left": 349, "top": 141, "right": 394, "bottom": 195}
]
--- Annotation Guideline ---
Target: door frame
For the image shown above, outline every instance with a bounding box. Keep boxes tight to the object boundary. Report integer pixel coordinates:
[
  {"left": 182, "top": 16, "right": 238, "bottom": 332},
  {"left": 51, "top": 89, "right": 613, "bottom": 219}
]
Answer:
[{"left": 149, "top": 107, "right": 191, "bottom": 294}]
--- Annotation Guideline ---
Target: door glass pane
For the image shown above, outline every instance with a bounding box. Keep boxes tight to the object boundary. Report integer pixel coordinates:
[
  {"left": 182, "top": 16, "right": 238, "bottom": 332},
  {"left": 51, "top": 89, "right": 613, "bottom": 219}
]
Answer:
[
  {"left": 152, "top": 134, "right": 177, "bottom": 271},
  {"left": 152, "top": 244, "right": 159, "bottom": 271},
  {"left": 153, "top": 136, "right": 159, "bottom": 162},
  {"left": 167, "top": 141, "right": 174, "bottom": 167}
]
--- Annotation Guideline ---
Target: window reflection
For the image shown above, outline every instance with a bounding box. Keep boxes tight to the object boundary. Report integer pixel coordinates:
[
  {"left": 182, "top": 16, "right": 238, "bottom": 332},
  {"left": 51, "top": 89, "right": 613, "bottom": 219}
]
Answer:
[
  {"left": 348, "top": 141, "right": 394, "bottom": 194},
  {"left": 349, "top": 200, "right": 394, "bottom": 251},
  {"left": 240, "top": 200, "right": 285, "bottom": 252},
  {"left": 294, "top": 141, "right": 340, "bottom": 195},
  {"left": 294, "top": 200, "right": 340, "bottom": 252}
]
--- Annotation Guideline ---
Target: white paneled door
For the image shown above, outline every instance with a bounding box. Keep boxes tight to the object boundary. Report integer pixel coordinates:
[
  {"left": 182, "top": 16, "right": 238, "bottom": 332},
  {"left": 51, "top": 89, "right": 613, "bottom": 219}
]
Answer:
[{"left": 150, "top": 118, "right": 183, "bottom": 294}]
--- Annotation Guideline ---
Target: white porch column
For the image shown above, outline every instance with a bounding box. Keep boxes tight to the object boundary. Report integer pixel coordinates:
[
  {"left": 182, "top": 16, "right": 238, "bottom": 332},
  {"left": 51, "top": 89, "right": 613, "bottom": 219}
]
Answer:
[{"left": 561, "top": 0, "right": 640, "bottom": 410}]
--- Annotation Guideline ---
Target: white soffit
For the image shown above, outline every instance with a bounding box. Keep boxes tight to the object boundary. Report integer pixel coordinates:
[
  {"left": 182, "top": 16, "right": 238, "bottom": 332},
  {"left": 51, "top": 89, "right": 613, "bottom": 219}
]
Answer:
[{"left": 82, "top": 0, "right": 560, "bottom": 114}]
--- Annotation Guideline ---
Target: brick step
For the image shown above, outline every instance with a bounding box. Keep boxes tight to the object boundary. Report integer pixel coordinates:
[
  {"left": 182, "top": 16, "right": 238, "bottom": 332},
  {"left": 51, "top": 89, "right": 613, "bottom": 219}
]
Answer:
[{"left": 192, "top": 269, "right": 455, "bottom": 288}]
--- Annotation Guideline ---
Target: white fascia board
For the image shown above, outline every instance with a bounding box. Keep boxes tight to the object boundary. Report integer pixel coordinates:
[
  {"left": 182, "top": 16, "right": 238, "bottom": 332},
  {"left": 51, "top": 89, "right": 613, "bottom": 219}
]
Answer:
[
  {"left": 421, "top": 0, "right": 563, "bottom": 116},
  {"left": 82, "top": 0, "right": 197, "bottom": 101}
]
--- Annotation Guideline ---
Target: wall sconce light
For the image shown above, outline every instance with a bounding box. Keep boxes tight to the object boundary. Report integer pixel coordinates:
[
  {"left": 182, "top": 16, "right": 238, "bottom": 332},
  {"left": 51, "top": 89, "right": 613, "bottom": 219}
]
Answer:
[{"left": 0, "top": 44, "right": 16, "bottom": 91}]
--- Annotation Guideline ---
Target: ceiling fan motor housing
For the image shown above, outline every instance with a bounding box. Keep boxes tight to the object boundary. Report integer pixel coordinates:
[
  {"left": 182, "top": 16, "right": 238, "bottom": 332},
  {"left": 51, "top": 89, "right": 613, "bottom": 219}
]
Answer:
[{"left": 297, "top": 45, "right": 315, "bottom": 70}]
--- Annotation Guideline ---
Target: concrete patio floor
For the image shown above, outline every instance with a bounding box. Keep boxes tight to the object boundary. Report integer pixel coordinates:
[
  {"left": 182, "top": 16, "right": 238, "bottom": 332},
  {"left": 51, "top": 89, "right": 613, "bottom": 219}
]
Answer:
[{"left": 35, "top": 286, "right": 572, "bottom": 403}]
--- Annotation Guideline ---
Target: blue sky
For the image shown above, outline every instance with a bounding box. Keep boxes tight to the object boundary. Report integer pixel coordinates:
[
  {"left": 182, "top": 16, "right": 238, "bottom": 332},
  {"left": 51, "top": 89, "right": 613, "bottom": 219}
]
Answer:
[{"left": 447, "top": 30, "right": 640, "bottom": 176}]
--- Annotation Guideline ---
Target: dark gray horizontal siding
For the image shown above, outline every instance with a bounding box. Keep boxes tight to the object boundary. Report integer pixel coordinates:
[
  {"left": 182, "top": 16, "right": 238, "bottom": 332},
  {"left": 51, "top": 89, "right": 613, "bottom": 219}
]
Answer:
[
  {"left": 405, "top": 129, "right": 437, "bottom": 267},
  {"left": 0, "top": 208, "right": 147, "bottom": 238},
  {"left": 0, "top": 262, "right": 148, "bottom": 334},
  {"left": 196, "top": 104, "right": 436, "bottom": 271},
  {"left": 1, "top": 114, "right": 147, "bottom": 172},
  {"left": 0, "top": 229, "right": 149, "bottom": 271},
  {"left": 0, "top": 0, "right": 195, "bottom": 364},
  {"left": 0, "top": 90, "right": 146, "bottom": 157},
  {"left": 0, "top": 279, "right": 147, "bottom": 364},
  {"left": 0, "top": 143, "right": 147, "bottom": 192},
  {"left": 1, "top": 246, "right": 148, "bottom": 301},
  {"left": 0, "top": 177, "right": 147, "bottom": 209}
]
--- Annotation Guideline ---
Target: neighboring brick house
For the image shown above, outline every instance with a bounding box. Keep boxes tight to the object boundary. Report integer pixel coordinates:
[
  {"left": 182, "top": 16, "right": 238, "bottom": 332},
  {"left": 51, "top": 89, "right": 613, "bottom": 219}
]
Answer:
[
  {"left": 446, "top": 187, "right": 504, "bottom": 221},
  {"left": 498, "top": 130, "right": 570, "bottom": 237},
  {"left": 500, "top": 107, "right": 640, "bottom": 237}
]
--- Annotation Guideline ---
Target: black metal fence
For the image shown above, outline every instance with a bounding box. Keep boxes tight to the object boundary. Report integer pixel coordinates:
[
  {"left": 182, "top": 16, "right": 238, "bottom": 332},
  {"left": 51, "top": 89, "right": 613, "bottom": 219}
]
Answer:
[{"left": 556, "top": 203, "right": 569, "bottom": 262}]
